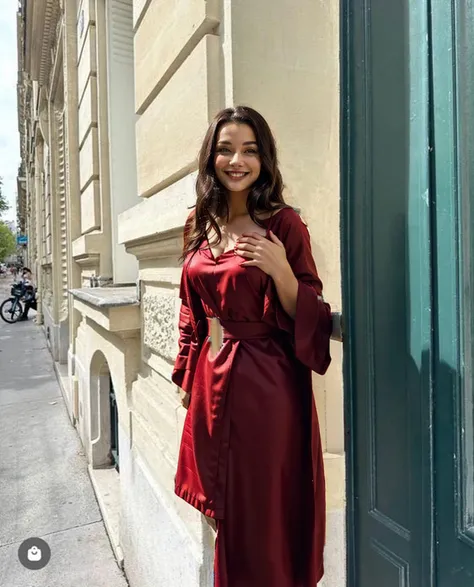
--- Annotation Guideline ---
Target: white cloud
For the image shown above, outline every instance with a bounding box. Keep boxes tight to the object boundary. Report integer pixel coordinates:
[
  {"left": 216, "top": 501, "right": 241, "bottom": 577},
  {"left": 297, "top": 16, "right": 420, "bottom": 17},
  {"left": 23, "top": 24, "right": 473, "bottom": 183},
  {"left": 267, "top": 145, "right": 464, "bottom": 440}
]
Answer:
[{"left": 0, "top": 0, "right": 20, "bottom": 223}]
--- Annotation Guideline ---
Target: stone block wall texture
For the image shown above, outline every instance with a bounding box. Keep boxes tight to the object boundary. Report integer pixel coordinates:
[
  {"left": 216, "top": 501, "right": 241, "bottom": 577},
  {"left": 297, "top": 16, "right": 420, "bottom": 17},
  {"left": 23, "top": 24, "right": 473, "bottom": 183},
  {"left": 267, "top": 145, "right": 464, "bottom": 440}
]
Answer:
[
  {"left": 76, "top": 0, "right": 100, "bottom": 244},
  {"left": 75, "top": 0, "right": 108, "bottom": 278},
  {"left": 136, "top": 35, "right": 221, "bottom": 197}
]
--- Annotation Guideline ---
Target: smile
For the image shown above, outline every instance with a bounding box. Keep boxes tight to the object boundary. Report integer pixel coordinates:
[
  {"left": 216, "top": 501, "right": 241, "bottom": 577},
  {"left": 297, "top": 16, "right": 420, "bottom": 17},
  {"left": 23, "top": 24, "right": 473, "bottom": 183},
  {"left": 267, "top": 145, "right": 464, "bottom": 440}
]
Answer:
[{"left": 225, "top": 171, "right": 249, "bottom": 179}]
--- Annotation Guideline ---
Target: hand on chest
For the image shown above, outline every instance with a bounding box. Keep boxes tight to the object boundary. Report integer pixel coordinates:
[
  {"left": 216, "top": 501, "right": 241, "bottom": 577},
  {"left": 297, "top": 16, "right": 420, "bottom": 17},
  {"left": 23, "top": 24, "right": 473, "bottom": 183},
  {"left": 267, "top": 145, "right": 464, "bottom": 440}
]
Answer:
[{"left": 207, "top": 217, "right": 267, "bottom": 258}]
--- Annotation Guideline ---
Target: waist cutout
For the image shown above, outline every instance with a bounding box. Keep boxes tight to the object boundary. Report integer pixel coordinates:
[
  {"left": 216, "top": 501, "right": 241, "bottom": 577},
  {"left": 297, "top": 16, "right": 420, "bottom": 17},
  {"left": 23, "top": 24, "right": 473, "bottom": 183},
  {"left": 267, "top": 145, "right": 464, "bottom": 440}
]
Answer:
[{"left": 206, "top": 317, "right": 276, "bottom": 342}]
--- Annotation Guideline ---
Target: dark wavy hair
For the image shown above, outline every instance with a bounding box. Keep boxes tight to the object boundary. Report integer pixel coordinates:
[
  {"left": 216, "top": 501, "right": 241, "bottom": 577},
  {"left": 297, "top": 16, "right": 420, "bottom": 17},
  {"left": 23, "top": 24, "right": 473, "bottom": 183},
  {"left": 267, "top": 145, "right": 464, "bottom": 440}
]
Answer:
[{"left": 180, "top": 106, "right": 288, "bottom": 261}]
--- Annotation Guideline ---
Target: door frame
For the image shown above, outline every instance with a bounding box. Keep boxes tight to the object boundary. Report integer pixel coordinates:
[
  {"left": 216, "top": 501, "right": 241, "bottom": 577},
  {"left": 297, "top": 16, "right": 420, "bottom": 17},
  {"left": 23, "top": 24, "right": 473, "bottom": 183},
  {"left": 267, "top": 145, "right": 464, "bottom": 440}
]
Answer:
[{"left": 339, "top": 2, "right": 357, "bottom": 582}]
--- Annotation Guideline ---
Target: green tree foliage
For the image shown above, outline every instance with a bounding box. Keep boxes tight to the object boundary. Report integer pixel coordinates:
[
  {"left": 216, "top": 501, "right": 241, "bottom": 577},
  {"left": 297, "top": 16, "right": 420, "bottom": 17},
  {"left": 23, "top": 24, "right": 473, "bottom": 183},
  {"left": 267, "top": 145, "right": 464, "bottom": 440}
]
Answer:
[
  {"left": 0, "top": 222, "right": 16, "bottom": 261},
  {"left": 0, "top": 177, "right": 9, "bottom": 217}
]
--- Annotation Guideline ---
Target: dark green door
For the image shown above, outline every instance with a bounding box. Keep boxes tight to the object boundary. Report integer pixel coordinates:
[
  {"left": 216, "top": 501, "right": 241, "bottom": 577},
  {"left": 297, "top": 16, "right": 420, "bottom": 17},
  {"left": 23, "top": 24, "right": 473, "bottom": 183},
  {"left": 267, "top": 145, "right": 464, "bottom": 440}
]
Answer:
[
  {"left": 342, "top": 0, "right": 474, "bottom": 585},
  {"left": 431, "top": 0, "right": 474, "bottom": 584},
  {"left": 342, "top": 0, "right": 433, "bottom": 585}
]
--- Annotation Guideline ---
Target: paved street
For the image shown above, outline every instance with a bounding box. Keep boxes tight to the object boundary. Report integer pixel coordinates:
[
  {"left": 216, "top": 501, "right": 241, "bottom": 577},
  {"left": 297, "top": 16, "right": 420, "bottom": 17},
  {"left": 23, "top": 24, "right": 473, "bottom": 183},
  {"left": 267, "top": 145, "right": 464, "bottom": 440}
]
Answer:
[{"left": 0, "top": 278, "right": 128, "bottom": 586}]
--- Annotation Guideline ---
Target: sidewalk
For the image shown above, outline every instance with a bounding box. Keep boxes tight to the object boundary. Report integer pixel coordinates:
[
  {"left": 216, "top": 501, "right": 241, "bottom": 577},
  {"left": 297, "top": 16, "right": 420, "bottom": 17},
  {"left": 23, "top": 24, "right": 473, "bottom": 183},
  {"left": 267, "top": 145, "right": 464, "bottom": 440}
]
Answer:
[{"left": 0, "top": 290, "right": 128, "bottom": 586}]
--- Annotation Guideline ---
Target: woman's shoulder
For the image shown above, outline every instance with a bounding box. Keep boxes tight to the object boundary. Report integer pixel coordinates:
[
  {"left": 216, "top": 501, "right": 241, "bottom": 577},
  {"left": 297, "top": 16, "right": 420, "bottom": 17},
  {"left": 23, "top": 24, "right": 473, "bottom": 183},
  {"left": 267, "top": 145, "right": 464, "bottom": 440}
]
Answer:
[{"left": 264, "top": 205, "right": 308, "bottom": 228}]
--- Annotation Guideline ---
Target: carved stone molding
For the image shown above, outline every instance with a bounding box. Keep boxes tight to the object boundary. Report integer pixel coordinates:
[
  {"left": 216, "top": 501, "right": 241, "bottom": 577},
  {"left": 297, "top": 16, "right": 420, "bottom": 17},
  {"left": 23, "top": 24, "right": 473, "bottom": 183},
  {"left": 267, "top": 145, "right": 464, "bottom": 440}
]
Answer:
[
  {"left": 124, "top": 228, "right": 183, "bottom": 262},
  {"left": 74, "top": 253, "right": 100, "bottom": 269},
  {"left": 142, "top": 292, "right": 176, "bottom": 361},
  {"left": 24, "top": 0, "right": 62, "bottom": 85},
  {"left": 38, "top": 100, "right": 49, "bottom": 145},
  {"left": 117, "top": 172, "right": 197, "bottom": 257},
  {"left": 72, "top": 233, "right": 104, "bottom": 263},
  {"left": 49, "top": 22, "right": 64, "bottom": 102}
]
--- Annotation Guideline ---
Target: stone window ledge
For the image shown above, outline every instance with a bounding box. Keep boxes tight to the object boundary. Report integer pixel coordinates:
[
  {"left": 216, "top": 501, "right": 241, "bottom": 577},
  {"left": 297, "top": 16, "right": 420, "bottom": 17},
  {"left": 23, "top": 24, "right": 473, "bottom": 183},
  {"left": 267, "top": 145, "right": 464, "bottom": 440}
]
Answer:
[
  {"left": 69, "top": 286, "right": 139, "bottom": 308},
  {"left": 70, "top": 287, "right": 140, "bottom": 335}
]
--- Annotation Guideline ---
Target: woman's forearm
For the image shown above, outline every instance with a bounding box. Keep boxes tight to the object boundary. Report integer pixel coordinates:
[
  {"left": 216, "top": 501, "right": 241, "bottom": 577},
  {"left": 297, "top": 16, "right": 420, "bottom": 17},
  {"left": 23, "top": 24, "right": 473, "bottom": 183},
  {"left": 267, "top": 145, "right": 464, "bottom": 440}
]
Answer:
[{"left": 272, "top": 264, "right": 298, "bottom": 319}]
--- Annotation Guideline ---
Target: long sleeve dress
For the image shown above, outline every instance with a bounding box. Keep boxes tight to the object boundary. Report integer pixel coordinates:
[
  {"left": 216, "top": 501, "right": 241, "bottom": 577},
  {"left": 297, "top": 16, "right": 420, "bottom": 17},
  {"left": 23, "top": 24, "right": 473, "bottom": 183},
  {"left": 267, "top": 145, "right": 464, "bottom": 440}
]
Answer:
[{"left": 171, "top": 206, "right": 332, "bottom": 587}]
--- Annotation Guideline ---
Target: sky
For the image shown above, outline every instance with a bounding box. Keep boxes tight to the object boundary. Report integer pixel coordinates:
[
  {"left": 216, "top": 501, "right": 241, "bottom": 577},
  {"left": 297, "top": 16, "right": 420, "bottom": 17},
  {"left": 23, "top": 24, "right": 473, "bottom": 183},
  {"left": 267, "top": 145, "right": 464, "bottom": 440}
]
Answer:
[{"left": 0, "top": 0, "right": 20, "bottom": 224}]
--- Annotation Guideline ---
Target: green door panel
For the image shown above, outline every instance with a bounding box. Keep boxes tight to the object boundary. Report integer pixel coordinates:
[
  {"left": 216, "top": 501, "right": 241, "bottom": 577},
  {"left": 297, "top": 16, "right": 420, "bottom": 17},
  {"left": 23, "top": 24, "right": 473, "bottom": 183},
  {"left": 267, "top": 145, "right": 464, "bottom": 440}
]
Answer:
[
  {"left": 431, "top": 0, "right": 474, "bottom": 584},
  {"left": 342, "top": 0, "right": 433, "bottom": 585},
  {"left": 344, "top": 0, "right": 474, "bottom": 584}
]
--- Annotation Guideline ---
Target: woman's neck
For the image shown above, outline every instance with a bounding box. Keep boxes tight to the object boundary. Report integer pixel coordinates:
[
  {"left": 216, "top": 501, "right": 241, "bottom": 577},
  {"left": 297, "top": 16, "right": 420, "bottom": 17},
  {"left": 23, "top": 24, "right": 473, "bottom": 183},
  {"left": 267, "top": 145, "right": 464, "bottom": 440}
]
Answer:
[{"left": 225, "top": 191, "right": 250, "bottom": 221}]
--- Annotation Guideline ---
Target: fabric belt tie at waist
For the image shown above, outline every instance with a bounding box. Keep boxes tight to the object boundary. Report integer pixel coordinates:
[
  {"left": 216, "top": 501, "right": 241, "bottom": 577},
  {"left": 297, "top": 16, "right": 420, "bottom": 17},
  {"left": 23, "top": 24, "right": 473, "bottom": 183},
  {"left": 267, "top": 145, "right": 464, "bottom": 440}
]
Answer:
[{"left": 206, "top": 317, "right": 275, "bottom": 341}]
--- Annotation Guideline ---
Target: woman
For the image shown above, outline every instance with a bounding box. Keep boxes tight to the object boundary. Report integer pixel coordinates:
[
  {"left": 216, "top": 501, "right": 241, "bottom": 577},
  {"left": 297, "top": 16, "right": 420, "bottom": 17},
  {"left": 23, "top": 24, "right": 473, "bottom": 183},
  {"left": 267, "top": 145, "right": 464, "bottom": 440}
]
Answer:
[{"left": 172, "top": 106, "right": 332, "bottom": 587}]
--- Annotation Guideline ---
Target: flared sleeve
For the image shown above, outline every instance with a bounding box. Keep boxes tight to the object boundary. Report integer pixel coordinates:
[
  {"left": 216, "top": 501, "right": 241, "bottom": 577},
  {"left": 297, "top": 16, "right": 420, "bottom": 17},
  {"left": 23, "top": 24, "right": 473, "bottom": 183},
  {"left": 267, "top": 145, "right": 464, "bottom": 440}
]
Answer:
[
  {"left": 171, "top": 212, "right": 206, "bottom": 393},
  {"left": 263, "top": 209, "right": 332, "bottom": 375}
]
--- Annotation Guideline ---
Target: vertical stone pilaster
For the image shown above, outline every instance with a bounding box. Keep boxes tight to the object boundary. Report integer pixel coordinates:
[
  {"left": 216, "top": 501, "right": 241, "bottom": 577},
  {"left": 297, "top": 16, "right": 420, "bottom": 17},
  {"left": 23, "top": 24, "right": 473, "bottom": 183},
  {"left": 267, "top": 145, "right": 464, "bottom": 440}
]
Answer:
[
  {"left": 63, "top": 0, "right": 83, "bottom": 368},
  {"left": 34, "top": 140, "right": 44, "bottom": 325},
  {"left": 93, "top": 0, "right": 112, "bottom": 278},
  {"left": 48, "top": 97, "right": 61, "bottom": 327},
  {"left": 105, "top": 0, "right": 138, "bottom": 284}
]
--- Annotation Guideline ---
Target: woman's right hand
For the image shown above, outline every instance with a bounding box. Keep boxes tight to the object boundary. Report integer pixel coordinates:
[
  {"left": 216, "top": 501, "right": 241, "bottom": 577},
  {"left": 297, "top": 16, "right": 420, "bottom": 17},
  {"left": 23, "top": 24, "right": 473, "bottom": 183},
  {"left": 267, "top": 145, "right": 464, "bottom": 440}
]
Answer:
[{"left": 181, "top": 392, "right": 191, "bottom": 409}]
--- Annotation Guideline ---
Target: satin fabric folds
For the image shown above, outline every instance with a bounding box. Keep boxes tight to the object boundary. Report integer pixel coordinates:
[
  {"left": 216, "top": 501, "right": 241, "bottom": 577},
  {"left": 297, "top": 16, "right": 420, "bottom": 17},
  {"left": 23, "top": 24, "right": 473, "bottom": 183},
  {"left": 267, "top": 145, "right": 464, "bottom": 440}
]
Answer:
[{"left": 171, "top": 207, "right": 332, "bottom": 587}]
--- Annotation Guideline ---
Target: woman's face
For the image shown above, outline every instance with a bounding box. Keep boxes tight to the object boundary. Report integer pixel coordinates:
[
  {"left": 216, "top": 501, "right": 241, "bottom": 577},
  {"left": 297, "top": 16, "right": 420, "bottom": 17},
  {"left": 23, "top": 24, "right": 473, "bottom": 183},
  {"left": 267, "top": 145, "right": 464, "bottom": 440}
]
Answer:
[{"left": 214, "top": 123, "right": 261, "bottom": 194}]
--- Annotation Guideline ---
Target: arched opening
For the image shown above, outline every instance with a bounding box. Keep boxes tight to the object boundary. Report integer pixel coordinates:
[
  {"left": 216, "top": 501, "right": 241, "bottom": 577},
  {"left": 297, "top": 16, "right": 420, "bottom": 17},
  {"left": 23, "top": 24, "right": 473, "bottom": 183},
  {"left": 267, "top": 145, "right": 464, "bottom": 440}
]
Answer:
[{"left": 89, "top": 350, "right": 119, "bottom": 472}]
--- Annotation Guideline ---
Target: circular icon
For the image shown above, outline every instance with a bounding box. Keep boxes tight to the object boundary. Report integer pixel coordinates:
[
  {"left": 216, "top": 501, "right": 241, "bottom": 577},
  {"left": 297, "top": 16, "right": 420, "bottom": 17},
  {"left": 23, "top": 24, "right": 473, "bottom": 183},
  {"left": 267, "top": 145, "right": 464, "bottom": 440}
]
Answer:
[{"left": 18, "top": 537, "right": 51, "bottom": 570}]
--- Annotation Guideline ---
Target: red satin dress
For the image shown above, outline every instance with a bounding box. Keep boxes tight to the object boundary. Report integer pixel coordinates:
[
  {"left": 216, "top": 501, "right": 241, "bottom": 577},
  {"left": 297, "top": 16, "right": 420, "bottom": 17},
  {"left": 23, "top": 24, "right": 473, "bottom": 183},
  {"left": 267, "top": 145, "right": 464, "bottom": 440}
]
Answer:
[{"left": 171, "top": 206, "right": 332, "bottom": 587}]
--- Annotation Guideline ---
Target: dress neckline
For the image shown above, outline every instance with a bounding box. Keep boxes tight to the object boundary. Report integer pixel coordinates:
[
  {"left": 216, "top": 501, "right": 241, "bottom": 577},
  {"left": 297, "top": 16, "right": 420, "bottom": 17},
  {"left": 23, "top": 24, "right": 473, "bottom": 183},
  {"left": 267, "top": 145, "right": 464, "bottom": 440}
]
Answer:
[{"left": 204, "top": 207, "right": 289, "bottom": 262}]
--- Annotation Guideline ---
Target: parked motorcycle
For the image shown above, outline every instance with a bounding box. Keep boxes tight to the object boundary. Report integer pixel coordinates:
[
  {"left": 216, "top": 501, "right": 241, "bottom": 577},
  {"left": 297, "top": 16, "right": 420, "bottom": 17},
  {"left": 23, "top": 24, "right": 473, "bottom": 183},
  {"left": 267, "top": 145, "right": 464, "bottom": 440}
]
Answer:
[{"left": 0, "top": 281, "right": 37, "bottom": 323}]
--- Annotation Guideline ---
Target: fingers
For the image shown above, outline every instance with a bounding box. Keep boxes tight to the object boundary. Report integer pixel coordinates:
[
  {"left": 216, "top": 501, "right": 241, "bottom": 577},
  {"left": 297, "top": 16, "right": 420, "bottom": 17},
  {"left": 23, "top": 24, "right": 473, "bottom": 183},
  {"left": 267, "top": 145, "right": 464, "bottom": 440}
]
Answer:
[
  {"left": 235, "top": 242, "right": 257, "bottom": 253},
  {"left": 235, "top": 240, "right": 265, "bottom": 258},
  {"left": 268, "top": 230, "right": 283, "bottom": 245},
  {"left": 239, "top": 231, "right": 283, "bottom": 248},
  {"left": 237, "top": 232, "right": 271, "bottom": 250},
  {"left": 238, "top": 236, "right": 261, "bottom": 246},
  {"left": 235, "top": 249, "right": 258, "bottom": 260}
]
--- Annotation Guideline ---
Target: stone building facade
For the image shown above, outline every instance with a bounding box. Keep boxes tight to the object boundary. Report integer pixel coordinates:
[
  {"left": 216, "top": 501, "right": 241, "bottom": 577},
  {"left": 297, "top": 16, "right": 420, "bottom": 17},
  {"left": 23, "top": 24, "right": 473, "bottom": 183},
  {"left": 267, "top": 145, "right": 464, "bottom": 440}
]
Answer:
[{"left": 17, "top": 1, "right": 343, "bottom": 586}]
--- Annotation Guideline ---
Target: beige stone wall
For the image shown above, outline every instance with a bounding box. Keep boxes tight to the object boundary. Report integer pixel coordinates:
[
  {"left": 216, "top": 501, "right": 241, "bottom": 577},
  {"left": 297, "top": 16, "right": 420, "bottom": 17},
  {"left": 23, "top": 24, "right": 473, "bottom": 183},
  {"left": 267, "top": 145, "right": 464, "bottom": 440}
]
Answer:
[
  {"left": 26, "top": 170, "right": 36, "bottom": 269},
  {"left": 73, "top": 0, "right": 137, "bottom": 285},
  {"left": 52, "top": 105, "right": 69, "bottom": 322},
  {"left": 134, "top": 2, "right": 220, "bottom": 197},
  {"left": 104, "top": 0, "right": 138, "bottom": 284},
  {"left": 75, "top": 0, "right": 112, "bottom": 278},
  {"left": 43, "top": 144, "right": 53, "bottom": 262},
  {"left": 42, "top": 172, "right": 55, "bottom": 317}
]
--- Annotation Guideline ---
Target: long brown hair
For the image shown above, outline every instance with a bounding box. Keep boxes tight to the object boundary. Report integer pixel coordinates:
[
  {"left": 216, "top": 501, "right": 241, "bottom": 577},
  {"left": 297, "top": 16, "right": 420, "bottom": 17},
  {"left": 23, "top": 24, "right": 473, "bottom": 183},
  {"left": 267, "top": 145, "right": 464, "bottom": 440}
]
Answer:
[{"left": 180, "top": 106, "right": 288, "bottom": 261}]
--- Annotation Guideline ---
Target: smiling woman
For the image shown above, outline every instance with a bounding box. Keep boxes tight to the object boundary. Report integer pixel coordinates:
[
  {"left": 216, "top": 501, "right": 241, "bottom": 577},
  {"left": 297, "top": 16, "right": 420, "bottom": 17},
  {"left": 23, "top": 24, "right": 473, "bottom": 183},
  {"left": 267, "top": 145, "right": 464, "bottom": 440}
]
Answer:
[
  {"left": 172, "top": 106, "right": 333, "bottom": 587},
  {"left": 214, "top": 125, "right": 261, "bottom": 193},
  {"left": 181, "top": 106, "right": 288, "bottom": 263}
]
